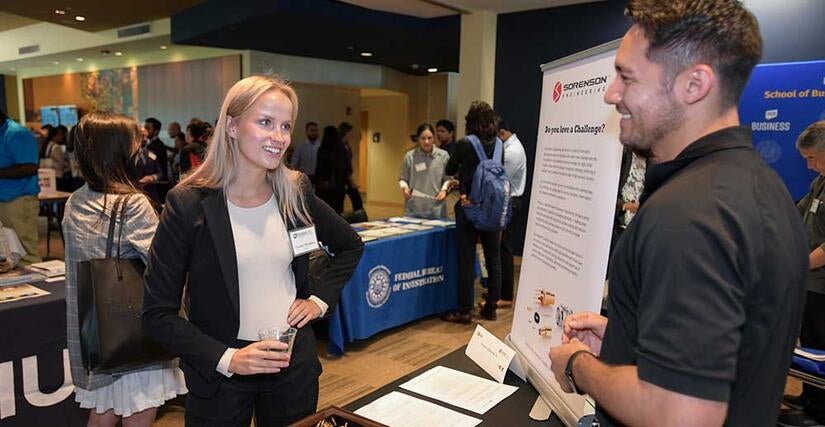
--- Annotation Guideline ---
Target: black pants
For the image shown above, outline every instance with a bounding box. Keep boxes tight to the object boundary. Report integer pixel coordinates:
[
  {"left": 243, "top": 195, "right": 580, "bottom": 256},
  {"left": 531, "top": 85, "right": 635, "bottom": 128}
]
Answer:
[
  {"left": 801, "top": 291, "right": 825, "bottom": 422},
  {"left": 500, "top": 197, "right": 523, "bottom": 301},
  {"left": 346, "top": 184, "right": 363, "bottom": 212},
  {"left": 316, "top": 189, "right": 345, "bottom": 214},
  {"left": 455, "top": 202, "right": 501, "bottom": 314},
  {"left": 185, "top": 335, "right": 321, "bottom": 427}
]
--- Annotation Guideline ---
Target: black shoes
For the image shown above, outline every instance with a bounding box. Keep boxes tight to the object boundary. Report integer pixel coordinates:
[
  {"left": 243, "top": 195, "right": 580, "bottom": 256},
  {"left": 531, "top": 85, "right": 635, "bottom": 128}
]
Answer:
[
  {"left": 441, "top": 311, "right": 472, "bottom": 324},
  {"left": 777, "top": 409, "right": 825, "bottom": 427},
  {"left": 479, "top": 305, "right": 497, "bottom": 321},
  {"left": 785, "top": 394, "right": 807, "bottom": 411}
]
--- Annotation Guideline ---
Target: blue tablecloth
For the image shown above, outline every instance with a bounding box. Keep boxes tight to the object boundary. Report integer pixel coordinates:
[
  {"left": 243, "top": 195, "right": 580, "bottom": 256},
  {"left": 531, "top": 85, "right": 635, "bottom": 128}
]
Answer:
[{"left": 327, "top": 226, "right": 458, "bottom": 355}]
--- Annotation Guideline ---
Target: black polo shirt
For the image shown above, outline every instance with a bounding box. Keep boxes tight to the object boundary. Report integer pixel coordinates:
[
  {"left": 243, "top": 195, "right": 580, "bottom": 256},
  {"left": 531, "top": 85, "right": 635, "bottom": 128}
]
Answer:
[{"left": 598, "top": 127, "right": 808, "bottom": 426}]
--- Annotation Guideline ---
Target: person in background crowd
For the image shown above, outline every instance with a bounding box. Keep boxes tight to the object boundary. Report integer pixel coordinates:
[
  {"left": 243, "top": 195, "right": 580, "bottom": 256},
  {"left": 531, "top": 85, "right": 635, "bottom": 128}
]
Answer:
[
  {"left": 142, "top": 75, "right": 363, "bottom": 426},
  {"left": 436, "top": 119, "right": 460, "bottom": 219},
  {"left": 179, "top": 119, "right": 210, "bottom": 175},
  {"left": 37, "top": 124, "right": 53, "bottom": 154},
  {"left": 64, "top": 111, "right": 186, "bottom": 427},
  {"left": 399, "top": 123, "right": 451, "bottom": 218},
  {"left": 315, "top": 126, "right": 348, "bottom": 214},
  {"left": 41, "top": 125, "right": 72, "bottom": 191},
  {"left": 167, "top": 121, "right": 186, "bottom": 182},
  {"left": 132, "top": 141, "right": 164, "bottom": 204},
  {"left": 549, "top": 2, "right": 808, "bottom": 426},
  {"left": 65, "top": 126, "right": 85, "bottom": 191},
  {"left": 436, "top": 119, "right": 457, "bottom": 158},
  {"left": 290, "top": 122, "right": 321, "bottom": 183},
  {"left": 144, "top": 117, "right": 169, "bottom": 182},
  {"left": 488, "top": 118, "right": 526, "bottom": 309},
  {"left": 338, "top": 121, "right": 364, "bottom": 212},
  {"left": 0, "top": 219, "right": 25, "bottom": 273},
  {"left": 783, "top": 121, "right": 825, "bottom": 427},
  {"left": 442, "top": 101, "right": 503, "bottom": 323},
  {"left": 0, "top": 108, "right": 40, "bottom": 265}
]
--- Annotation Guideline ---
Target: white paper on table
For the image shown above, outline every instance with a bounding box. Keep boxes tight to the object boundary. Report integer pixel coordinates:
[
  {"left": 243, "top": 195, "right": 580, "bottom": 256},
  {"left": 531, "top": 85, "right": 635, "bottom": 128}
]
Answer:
[
  {"left": 399, "top": 366, "right": 518, "bottom": 415},
  {"left": 421, "top": 219, "right": 455, "bottom": 227},
  {"left": 387, "top": 216, "right": 428, "bottom": 224},
  {"left": 465, "top": 325, "right": 516, "bottom": 383},
  {"left": 355, "top": 391, "right": 481, "bottom": 427}
]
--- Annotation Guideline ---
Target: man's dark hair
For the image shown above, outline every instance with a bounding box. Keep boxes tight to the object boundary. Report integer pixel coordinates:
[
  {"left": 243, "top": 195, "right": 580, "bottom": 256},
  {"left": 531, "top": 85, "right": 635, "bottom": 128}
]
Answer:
[
  {"left": 0, "top": 108, "right": 7, "bottom": 124},
  {"left": 796, "top": 121, "right": 825, "bottom": 152},
  {"left": 498, "top": 117, "right": 511, "bottom": 133},
  {"left": 306, "top": 121, "right": 318, "bottom": 130},
  {"left": 145, "top": 117, "right": 162, "bottom": 133},
  {"left": 625, "top": 0, "right": 762, "bottom": 108},
  {"left": 465, "top": 101, "right": 498, "bottom": 142},
  {"left": 436, "top": 119, "right": 455, "bottom": 133}
]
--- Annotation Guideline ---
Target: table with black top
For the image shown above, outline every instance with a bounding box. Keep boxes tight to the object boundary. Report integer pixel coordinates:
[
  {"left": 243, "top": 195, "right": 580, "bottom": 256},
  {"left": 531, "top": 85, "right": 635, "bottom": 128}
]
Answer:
[
  {"left": 0, "top": 279, "right": 86, "bottom": 426},
  {"left": 346, "top": 345, "right": 565, "bottom": 426}
]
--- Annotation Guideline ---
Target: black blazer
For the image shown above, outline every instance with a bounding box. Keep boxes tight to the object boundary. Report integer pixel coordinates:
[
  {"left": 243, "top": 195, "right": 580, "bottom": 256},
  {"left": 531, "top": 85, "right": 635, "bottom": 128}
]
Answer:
[{"left": 142, "top": 175, "right": 364, "bottom": 396}]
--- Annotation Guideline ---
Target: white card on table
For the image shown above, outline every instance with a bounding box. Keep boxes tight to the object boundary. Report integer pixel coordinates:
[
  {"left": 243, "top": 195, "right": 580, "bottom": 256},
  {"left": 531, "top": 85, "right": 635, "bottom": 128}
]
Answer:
[{"left": 465, "top": 324, "right": 516, "bottom": 383}]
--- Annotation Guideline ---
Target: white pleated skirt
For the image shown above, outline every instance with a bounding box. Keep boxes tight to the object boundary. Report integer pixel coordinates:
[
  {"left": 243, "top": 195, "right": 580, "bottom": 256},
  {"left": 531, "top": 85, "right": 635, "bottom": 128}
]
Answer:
[{"left": 74, "top": 367, "right": 187, "bottom": 417}]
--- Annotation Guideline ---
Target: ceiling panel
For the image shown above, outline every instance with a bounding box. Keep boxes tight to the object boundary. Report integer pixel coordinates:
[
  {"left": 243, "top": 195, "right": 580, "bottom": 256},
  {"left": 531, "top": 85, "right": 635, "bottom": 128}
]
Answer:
[{"left": 0, "top": 0, "right": 204, "bottom": 32}]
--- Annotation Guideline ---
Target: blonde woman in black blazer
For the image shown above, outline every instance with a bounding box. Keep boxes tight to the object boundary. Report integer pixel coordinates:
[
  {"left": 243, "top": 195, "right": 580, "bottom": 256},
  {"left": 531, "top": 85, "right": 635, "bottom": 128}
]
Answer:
[{"left": 142, "top": 75, "right": 364, "bottom": 426}]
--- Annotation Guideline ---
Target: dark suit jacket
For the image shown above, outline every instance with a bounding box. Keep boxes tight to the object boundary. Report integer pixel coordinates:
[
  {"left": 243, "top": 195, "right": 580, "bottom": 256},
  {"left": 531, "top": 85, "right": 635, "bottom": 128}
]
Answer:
[
  {"left": 146, "top": 137, "right": 169, "bottom": 181},
  {"left": 142, "top": 175, "right": 364, "bottom": 397}
]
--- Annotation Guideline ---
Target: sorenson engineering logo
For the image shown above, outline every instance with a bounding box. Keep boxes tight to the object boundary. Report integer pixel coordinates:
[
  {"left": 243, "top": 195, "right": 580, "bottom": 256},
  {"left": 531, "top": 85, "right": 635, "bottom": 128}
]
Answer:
[{"left": 553, "top": 76, "right": 609, "bottom": 103}]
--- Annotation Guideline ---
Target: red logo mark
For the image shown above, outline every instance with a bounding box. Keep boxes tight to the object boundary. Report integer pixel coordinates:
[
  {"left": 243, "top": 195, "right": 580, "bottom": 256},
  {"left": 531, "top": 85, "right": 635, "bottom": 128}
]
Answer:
[{"left": 553, "top": 81, "right": 563, "bottom": 103}]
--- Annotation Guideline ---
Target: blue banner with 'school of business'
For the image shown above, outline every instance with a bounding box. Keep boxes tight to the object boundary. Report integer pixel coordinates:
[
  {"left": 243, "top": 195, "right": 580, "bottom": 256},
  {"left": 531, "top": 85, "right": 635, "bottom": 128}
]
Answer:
[{"left": 739, "top": 60, "right": 825, "bottom": 201}]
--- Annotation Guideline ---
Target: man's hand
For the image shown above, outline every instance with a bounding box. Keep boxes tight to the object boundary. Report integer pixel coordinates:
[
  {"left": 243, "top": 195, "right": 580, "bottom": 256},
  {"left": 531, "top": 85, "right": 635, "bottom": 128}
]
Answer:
[
  {"left": 287, "top": 298, "right": 321, "bottom": 328},
  {"left": 0, "top": 258, "right": 12, "bottom": 273},
  {"left": 138, "top": 175, "right": 155, "bottom": 184},
  {"left": 563, "top": 311, "right": 607, "bottom": 356},
  {"left": 549, "top": 339, "right": 593, "bottom": 393},
  {"left": 229, "top": 341, "right": 290, "bottom": 375},
  {"left": 402, "top": 188, "right": 412, "bottom": 200},
  {"left": 436, "top": 190, "right": 447, "bottom": 201}
]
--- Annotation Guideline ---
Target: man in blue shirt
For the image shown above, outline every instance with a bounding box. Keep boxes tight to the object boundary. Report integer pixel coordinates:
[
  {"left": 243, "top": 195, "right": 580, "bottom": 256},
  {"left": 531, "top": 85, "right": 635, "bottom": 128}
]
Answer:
[{"left": 0, "top": 109, "right": 41, "bottom": 265}]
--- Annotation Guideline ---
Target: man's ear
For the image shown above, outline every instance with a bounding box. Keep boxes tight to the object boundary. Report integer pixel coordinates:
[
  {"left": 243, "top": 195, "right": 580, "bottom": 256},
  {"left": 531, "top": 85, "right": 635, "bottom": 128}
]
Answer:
[{"left": 676, "top": 64, "right": 714, "bottom": 105}]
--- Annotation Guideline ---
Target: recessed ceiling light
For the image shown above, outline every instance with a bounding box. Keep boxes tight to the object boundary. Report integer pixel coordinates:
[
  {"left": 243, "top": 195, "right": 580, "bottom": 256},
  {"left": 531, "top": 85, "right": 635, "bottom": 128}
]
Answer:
[
  {"left": 52, "top": 61, "right": 60, "bottom": 65},
  {"left": 10, "top": 68, "right": 15, "bottom": 71},
  {"left": 114, "top": 51, "right": 123, "bottom": 56},
  {"left": 360, "top": 52, "right": 372, "bottom": 57},
  {"left": 74, "top": 15, "right": 86, "bottom": 22},
  {"left": 76, "top": 57, "right": 84, "bottom": 62},
  {"left": 160, "top": 45, "right": 168, "bottom": 50},
  {"left": 411, "top": 64, "right": 419, "bottom": 70},
  {"left": 427, "top": 68, "right": 438, "bottom": 73},
  {"left": 55, "top": 9, "right": 66, "bottom": 15}
]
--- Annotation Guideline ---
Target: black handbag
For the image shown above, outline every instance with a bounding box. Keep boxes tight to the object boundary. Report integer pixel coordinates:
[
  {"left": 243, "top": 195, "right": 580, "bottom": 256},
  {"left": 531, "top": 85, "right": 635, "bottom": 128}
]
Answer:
[{"left": 77, "top": 194, "right": 173, "bottom": 374}]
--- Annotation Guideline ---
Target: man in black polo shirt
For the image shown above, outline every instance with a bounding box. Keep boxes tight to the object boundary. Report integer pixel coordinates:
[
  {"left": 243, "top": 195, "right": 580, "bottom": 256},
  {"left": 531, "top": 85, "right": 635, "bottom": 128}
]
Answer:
[{"left": 548, "top": 1, "right": 808, "bottom": 426}]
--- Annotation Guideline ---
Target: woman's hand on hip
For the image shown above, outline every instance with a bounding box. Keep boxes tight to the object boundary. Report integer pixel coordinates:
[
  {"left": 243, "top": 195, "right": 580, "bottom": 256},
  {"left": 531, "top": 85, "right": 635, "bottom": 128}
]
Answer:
[
  {"left": 288, "top": 298, "right": 321, "bottom": 328},
  {"left": 229, "top": 341, "right": 290, "bottom": 375}
]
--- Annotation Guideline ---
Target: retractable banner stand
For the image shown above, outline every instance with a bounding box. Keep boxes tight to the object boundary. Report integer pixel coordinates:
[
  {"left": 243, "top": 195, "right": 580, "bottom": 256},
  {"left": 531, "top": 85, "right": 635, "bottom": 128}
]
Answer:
[
  {"left": 739, "top": 60, "right": 825, "bottom": 201},
  {"left": 507, "top": 40, "right": 622, "bottom": 426}
]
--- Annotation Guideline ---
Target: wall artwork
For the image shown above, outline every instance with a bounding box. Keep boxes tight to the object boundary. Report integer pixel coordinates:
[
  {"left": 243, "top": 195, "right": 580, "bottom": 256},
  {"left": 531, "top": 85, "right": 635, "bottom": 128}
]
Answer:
[{"left": 79, "top": 67, "right": 139, "bottom": 118}]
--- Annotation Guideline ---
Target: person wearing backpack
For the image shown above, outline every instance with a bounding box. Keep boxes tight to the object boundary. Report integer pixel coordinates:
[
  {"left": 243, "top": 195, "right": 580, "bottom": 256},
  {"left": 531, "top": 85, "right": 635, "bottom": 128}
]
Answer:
[{"left": 442, "top": 101, "right": 510, "bottom": 323}]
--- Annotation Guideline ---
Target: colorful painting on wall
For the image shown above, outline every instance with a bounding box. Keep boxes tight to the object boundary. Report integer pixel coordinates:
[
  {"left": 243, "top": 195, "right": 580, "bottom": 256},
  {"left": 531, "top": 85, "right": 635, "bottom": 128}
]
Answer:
[{"left": 80, "top": 67, "right": 139, "bottom": 118}]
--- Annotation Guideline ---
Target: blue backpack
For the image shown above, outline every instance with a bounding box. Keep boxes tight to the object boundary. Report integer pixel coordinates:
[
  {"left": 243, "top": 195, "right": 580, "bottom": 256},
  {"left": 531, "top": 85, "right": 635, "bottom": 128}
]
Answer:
[{"left": 464, "top": 135, "right": 512, "bottom": 231}]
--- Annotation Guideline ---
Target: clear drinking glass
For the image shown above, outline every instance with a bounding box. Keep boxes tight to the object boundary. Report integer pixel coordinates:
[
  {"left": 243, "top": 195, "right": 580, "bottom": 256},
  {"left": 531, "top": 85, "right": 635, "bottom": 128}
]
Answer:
[{"left": 257, "top": 326, "right": 297, "bottom": 354}]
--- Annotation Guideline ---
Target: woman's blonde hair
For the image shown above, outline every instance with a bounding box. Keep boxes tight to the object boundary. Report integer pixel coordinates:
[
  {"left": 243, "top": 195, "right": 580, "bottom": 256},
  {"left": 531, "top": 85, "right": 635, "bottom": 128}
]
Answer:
[{"left": 179, "top": 75, "right": 311, "bottom": 225}]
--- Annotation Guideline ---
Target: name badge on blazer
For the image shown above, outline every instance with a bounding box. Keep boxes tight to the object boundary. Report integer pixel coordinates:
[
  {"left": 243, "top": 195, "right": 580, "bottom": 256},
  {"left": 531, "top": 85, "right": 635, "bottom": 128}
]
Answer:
[
  {"left": 289, "top": 226, "right": 320, "bottom": 256},
  {"left": 812, "top": 199, "right": 821, "bottom": 214}
]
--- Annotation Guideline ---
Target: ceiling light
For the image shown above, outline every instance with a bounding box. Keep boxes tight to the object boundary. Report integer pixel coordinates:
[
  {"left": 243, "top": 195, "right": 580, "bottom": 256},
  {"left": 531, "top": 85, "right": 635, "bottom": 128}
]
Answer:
[
  {"left": 411, "top": 64, "right": 419, "bottom": 70},
  {"left": 74, "top": 15, "right": 86, "bottom": 22},
  {"left": 76, "top": 57, "right": 84, "bottom": 62},
  {"left": 52, "top": 61, "right": 60, "bottom": 65},
  {"left": 160, "top": 45, "right": 168, "bottom": 50},
  {"left": 427, "top": 68, "right": 438, "bottom": 73},
  {"left": 54, "top": 9, "right": 66, "bottom": 15},
  {"left": 360, "top": 52, "right": 372, "bottom": 57},
  {"left": 10, "top": 68, "right": 15, "bottom": 71},
  {"left": 114, "top": 51, "right": 123, "bottom": 56}
]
